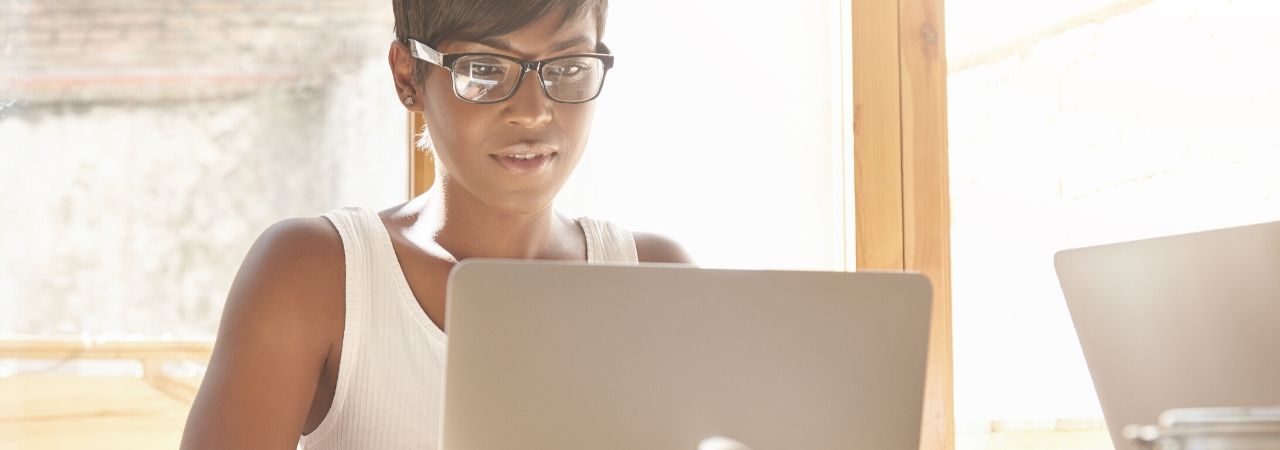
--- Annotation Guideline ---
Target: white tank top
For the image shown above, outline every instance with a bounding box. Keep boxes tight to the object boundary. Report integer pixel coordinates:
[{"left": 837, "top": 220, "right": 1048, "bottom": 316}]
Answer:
[{"left": 300, "top": 206, "right": 639, "bottom": 449}]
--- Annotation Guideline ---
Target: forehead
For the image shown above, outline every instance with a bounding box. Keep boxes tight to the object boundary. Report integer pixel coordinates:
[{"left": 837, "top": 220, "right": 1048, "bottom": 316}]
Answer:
[{"left": 443, "top": 8, "right": 599, "bottom": 57}]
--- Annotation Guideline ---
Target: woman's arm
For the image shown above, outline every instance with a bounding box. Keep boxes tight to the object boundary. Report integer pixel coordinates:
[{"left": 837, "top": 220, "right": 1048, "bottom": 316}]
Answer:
[{"left": 181, "top": 218, "right": 345, "bottom": 449}]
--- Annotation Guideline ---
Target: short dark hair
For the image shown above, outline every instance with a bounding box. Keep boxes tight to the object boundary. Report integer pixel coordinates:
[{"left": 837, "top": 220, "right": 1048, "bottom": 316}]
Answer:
[{"left": 393, "top": 0, "right": 609, "bottom": 82}]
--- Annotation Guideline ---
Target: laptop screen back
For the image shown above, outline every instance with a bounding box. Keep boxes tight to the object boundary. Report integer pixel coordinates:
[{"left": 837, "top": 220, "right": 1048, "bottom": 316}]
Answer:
[
  {"left": 441, "top": 261, "right": 934, "bottom": 450},
  {"left": 1055, "top": 222, "right": 1280, "bottom": 450}
]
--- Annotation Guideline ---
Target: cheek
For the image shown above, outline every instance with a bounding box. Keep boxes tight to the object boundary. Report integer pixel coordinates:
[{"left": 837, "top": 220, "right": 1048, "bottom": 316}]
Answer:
[
  {"left": 559, "top": 104, "right": 598, "bottom": 142},
  {"left": 422, "top": 76, "right": 480, "bottom": 152},
  {"left": 556, "top": 107, "right": 598, "bottom": 172}
]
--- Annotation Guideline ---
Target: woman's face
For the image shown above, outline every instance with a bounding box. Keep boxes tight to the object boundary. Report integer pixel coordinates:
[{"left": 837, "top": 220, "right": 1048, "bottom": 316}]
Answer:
[{"left": 418, "top": 11, "right": 601, "bottom": 214}]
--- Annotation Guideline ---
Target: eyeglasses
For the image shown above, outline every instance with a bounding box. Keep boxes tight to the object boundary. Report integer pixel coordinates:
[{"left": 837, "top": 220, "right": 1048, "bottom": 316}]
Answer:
[{"left": 406, "top": 38, "right": 615, "bottom": 104}]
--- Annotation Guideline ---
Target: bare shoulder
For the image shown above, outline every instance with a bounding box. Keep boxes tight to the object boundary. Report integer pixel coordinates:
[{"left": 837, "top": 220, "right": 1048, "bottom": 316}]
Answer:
[
  {"left": 226, "top": 217, "right": 346, "bottom": 316},
  {"left": 246, "top": 217, "right": 346, "bottom": 283},
  {"left": 215, "top": 216, "right": 346, "bottom": 359},
  {"left": 633, "top": 231, "right": 696, "bottom": 265},
  {"left": 181, "top": 216, "right": 344, "bottom": 449}
]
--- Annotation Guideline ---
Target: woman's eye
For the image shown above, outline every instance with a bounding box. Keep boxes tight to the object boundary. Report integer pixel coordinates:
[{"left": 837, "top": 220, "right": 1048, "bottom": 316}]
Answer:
[
  {"left": 468, "top": 62, "right": 505, "bottom": 78},
  {"left": 549, "top": 64, "right": 586, "bottom": 78}
]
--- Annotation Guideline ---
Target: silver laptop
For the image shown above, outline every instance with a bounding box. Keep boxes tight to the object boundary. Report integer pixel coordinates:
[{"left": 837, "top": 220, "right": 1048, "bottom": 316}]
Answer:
[
  {"left": 441, "top": 260, "right": 934, "bottom": 450},
  {"left": 1055, "top": 221, "right": 1280, "bottom": 450}
]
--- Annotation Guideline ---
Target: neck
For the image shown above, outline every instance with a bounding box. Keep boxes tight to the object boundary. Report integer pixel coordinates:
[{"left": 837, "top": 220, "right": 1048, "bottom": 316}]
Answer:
[{"left": 405, "top": 178, "right": 573, "bottom": 262}]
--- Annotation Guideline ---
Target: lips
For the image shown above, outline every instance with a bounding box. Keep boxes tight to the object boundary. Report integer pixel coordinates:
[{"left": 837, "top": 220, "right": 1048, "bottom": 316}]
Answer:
[{"left": 489, "top": 142, "right": 559, "bottom": 176}]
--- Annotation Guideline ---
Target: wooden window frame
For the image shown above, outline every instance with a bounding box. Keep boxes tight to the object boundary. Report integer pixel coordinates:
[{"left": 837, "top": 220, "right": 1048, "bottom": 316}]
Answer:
[
  {"left": 409, "top": 0, "right": 953, "bottom": 447},
  {"left": 852, "top": 0, "right": 953, "bottom": 449},
  {"left": 409, "top": 113, "right": 434, "bottom": 198}
]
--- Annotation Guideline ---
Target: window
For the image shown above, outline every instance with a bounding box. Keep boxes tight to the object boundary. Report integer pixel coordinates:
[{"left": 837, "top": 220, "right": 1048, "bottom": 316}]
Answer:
[
  {"left": 555, "top": 0, "right": 855, "bottom": 271},
  {"left": 948, "top": 0, "right": 1280, "bottom": 442}
]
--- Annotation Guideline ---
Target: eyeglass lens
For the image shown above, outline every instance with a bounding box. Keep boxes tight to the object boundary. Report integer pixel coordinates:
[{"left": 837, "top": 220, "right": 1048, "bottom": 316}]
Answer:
[{"left": 450, "top": 55, "right": 606, "bottom": 103}]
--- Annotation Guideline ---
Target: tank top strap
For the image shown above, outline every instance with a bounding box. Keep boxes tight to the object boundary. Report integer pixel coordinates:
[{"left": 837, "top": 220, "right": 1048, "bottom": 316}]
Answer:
[{"left": 577, "top": 217, "right": 639, "bottom": 264}]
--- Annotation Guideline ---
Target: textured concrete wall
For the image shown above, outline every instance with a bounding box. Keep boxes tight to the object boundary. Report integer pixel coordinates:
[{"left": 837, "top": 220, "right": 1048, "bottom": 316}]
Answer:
[{"left": 0, "top": 0, "right": 407, "bottom": 337}]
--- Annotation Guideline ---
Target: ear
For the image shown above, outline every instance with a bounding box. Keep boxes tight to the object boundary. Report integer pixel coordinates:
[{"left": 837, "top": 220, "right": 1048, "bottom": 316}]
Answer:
[{"left": 388, "top": 40, "right": 425, "bottom": 112}]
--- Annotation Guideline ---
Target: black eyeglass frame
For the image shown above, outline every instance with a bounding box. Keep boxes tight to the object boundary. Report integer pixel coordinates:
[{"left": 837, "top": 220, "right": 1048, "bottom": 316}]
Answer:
[{"left": 405, "top": 38, "right": 615, "bottom": 104}]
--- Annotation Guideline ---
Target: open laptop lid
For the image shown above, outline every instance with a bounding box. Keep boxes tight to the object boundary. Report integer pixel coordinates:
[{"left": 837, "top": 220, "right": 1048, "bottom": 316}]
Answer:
[
  {"left": 1054, "top": 222, "right": 1280, "bottom": 450},
  {"left": 441, "top": 260, "right": 933, "bottom": 450}
]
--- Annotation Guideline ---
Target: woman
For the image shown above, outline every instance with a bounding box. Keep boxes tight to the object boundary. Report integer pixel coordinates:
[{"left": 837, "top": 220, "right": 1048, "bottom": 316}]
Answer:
[{"left": 181, "top": 0, "right": 691, "bottom": 448}]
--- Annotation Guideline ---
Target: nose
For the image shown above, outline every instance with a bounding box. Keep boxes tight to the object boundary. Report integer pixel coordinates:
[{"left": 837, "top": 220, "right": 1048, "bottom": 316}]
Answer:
[{"left": 502, "top": 68, "right": 553, "bottom": 129}]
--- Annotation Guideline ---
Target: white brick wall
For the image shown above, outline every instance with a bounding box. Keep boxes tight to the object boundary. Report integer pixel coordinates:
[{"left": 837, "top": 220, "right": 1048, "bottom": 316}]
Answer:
[{"left": 11, "top": 0, "right": 392, "bottom": 103}]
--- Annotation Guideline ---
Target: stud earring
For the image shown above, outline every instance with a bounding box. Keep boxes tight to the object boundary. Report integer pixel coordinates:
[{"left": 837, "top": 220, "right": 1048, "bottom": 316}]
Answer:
[{"left": 404, "top": 96, "right": 415, "bottom": 106}]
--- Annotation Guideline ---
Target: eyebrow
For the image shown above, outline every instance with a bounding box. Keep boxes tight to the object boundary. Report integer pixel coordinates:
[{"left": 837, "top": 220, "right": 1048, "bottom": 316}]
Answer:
[{"left": 471, "top": 36, "right": 596, "bottom": 56}]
